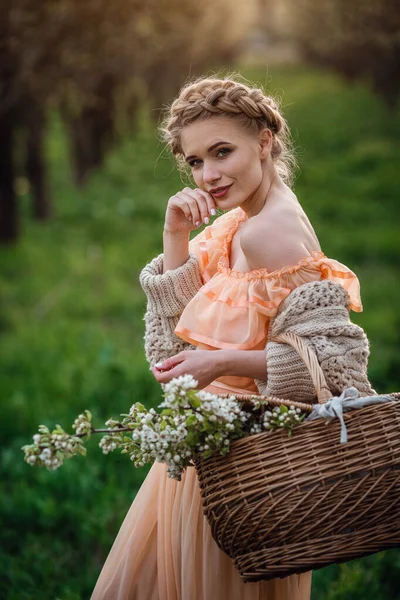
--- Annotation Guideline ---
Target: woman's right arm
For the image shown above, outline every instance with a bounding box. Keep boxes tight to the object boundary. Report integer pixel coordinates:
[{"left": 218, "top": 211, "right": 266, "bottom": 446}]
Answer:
[
  {"left": 139, "top": 187, "right": 216, "bottom": 370},
  {"left": 139, "top": 252, "right": 202, "bottom": 369}
]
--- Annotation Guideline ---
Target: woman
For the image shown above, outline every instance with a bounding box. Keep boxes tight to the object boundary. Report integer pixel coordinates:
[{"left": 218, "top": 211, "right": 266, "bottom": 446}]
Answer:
[{"left": 91, "top": 75, "right": 375, "bottom": 599}]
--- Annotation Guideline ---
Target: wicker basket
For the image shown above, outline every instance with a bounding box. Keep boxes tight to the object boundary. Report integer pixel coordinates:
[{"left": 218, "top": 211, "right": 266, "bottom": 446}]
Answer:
[{"left": 193, "top": 332, "right": 400, "bottom": 582}]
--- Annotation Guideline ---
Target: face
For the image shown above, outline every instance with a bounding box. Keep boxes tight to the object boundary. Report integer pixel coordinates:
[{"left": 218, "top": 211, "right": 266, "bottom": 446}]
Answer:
[{"left": 180, "top": 115, "right": 272, "bottom": 209}]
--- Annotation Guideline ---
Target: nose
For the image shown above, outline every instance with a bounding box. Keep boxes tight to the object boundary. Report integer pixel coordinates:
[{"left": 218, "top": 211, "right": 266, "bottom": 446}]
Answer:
[{"left": 202, "top": 161, "right": 221, "bottom": 186}]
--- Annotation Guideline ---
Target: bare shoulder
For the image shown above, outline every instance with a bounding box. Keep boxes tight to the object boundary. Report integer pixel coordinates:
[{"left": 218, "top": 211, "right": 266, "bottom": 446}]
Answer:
[{"left": 240, "top": 201, "right": 321, "bottom": 273}]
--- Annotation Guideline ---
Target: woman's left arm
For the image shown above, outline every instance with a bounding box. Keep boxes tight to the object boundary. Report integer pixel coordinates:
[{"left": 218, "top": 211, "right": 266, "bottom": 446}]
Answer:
[
  {"left": 154, "top": 281, "right": 377, "bottom": 403},
  {"left": 152, "top": 348, "right": 267, "bottom": 390},
  {"left": 215, "top": 350, "right": 268, "bottom": 381}
]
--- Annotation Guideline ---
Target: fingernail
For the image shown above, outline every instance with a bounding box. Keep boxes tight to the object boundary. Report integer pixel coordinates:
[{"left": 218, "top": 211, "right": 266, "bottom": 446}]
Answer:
[
  {"left": 155, "top": 361, "right": 163, "bottom": 367},
  {"left": 195, "top": 221, "right": 200, "bottom": 227},
  {"left": 210, "top": 208, "right": 216, "bottom": 216},
  {"left": 203, "top": 217, "right": 209, "bottom": 224}
]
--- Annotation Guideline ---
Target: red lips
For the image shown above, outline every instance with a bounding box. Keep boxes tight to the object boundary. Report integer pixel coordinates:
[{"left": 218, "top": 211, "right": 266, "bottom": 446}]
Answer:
[
  {"left": 209, "top": 184, "right": 233, "bottom": 198},
  {"left": 209, "top": 184, "right": 232, "bottom": 194}
]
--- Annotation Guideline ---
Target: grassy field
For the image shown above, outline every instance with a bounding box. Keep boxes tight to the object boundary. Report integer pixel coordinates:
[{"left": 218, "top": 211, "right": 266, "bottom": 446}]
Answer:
[{"left": 1, "top": 64, "right": 399, "bottom": 599}]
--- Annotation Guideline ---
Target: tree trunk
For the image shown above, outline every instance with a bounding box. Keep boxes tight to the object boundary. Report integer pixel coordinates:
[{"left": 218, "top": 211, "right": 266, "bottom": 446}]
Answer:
[{"left": 0, "top": 114, "right": 18, "bottom": 243}]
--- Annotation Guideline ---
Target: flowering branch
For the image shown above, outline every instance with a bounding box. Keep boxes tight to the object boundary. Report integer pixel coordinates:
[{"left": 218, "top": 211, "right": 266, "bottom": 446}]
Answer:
[{"left": 22, "top": 375, "right": 306, "bottom": 480}]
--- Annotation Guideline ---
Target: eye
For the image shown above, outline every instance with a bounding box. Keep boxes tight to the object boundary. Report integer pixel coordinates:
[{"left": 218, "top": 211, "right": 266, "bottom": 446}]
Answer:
[
  {"left": 188, "top": 158, "right": 202, "bottom": 168},
  {"left": 216, "top": 147, "right": 231, "bottom": 158}
]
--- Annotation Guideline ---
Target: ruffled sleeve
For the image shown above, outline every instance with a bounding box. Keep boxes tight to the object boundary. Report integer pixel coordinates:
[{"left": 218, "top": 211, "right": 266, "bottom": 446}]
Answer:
[
  {"left": 188, "top": 209, "right": 242, "bottom": 283},
  {"left": 174, "top": 251, "right": 362, "bottom": 351}
]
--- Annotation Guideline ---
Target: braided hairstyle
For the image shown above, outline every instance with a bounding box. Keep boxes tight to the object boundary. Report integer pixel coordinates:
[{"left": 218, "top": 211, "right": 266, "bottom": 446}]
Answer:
[{"left": 159, "top": 74, "right": 297, "bottom": 187}]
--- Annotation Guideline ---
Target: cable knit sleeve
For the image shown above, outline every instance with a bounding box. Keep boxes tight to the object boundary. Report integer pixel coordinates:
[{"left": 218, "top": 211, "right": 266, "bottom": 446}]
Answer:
[
  {"left": 254, "top": 281, "right": 376, "bottom": 403},
  {"left": 139, "top": 252, "right": 203, "bottom": 369}
]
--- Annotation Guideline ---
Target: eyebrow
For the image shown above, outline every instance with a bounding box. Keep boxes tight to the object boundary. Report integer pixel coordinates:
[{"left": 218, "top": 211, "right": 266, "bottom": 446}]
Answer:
[{"left": 185, "top": 141, "right": 231, "bottom": 163}]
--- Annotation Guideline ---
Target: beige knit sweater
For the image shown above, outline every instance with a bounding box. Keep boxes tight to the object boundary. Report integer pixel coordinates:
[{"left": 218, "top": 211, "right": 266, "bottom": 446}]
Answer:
[{"left": 139, "top": 253, "right": 376, "bottom": 402}]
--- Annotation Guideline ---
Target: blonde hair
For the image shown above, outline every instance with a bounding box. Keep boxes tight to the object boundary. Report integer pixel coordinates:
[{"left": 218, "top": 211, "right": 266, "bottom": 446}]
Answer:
[{"left": 159, "top": 73, "right": 297, "bottom": 187}]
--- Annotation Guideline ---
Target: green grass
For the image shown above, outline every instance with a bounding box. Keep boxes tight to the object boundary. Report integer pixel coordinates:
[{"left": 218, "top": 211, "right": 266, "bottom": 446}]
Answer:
[{"left": 1, "top": 63, "right": 399, "bottom": 599}]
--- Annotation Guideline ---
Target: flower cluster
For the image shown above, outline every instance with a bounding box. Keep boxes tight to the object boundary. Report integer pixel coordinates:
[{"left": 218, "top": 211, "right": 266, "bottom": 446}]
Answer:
[
  {"left": 23, "top": 375, "right": 307, "bottom": 480},
  {"left": 99, "top": 419, "right": 125, "bottom": 454},
  {"left": 22, "top": 424, "right": 86, "bottom": 470},
  {"left": 114, "top": 374, "right": 251, "bottom": 480},
  {"left": 263, "top": 404, "right": 305, "bottom": 435},
  {"left": 72, "top": 410, "right": 93, "bottom": 437}
]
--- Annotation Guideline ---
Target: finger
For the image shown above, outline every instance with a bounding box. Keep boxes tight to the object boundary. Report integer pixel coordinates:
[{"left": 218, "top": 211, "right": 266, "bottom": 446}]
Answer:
[
  {"left": 183, "top": 188, "right": 211, "bottom": 226},
  {"left": 152, "top": 365, "right": 182, "bottom": 383},
  {"left": 194, "top": 188, "right": 217, "bottom": 219},
  {"left": 155, "top": 353, "right": 185, "bottom": 371},
  {"left": 170, "top": 195, "right": 194, "bottom": 224},
  {"left": 175, "top": 192, "right": 201, "bottom": 226}
]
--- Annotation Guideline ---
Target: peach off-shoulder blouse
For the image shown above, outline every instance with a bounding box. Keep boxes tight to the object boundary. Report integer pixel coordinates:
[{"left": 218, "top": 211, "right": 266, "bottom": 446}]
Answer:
[
  {"left": 173, "top": 206, "right": 362, "bottom": 394},
  {"left": 174, "top": 206, "right": 362, "bottom": 350}
]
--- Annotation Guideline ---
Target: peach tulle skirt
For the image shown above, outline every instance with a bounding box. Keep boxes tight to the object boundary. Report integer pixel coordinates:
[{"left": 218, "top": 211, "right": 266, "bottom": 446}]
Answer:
[{"left": 90, "top": 382, "right": 312, "bottom": 600}]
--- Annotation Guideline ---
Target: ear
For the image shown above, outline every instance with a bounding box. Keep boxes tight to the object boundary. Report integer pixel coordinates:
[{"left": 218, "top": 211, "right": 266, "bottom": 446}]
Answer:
[{"left": 259, "top": 128, "right": 272, "bottom": 158}]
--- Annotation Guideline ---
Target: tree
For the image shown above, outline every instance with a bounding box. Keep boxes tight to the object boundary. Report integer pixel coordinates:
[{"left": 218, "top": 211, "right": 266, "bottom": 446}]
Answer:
[{"left": 281, "top": 0, "right": 400, "bottom": 108}]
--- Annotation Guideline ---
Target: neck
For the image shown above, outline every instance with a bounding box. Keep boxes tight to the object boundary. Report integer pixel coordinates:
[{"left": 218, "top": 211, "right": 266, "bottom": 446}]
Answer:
[{"left": 240, "top": 162, "right": 280, "bottom": 219}]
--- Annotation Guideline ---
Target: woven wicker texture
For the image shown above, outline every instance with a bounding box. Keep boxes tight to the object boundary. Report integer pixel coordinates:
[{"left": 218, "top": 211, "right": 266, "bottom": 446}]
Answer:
[{"left": 193, "top": 331, "right": 400, "bottom": 582}]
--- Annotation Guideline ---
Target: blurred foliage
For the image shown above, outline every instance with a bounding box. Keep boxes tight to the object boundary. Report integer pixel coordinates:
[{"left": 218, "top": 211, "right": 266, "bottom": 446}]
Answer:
[
  {"left": 1, "top": 0, "right": 256, "bottom": 241},
  {"left": 279, "top": 0, "right": 400, "bottom": 107},
  {"left": 1, "top": 64, "right": 399, "bottom": 598},
  {"left": 4, "top": 0, "right": 256, "bottom": 113}
]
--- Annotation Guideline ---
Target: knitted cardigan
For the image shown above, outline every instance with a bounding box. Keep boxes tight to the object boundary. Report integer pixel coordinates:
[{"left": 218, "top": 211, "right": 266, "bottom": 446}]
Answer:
[{"left": 139, "top": 252, "right": 376, "bottom": 403}]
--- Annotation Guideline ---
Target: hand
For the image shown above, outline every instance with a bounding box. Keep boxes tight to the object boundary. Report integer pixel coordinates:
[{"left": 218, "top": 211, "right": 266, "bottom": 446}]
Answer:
[
  {"left": 164, "top": 187, "right": 217, "bottom": 235},
  {"left": 151, "top": 350, "right": 221, "bottom": 390}
]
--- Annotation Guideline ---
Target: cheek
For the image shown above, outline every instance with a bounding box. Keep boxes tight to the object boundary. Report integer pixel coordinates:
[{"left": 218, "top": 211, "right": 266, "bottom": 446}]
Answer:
[
  {"left": 229, "top": 153, "right": 261, "bottom": 184},
  {"left": 192, "top": 170, "right": 202, "bottom": 188}
]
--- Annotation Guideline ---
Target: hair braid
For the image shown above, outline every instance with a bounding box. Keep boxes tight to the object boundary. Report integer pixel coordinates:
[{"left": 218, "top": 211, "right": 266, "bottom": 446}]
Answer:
[{"left": 159, "top": 75, "right": 297, "bottom": 187}]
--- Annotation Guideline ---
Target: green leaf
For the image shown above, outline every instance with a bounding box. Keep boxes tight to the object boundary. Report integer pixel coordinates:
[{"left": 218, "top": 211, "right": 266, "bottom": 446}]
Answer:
[
  {"left": 190, "top": 397, "right": 201, "bottom": 409},
  {"left": 202, "top": 449, "right": 213, "bottom": 459},
  {"left": 185, "top": 431, "right": 200, "bottom": 446},
  {"left": 280, "top": 405, "right": 288, "bottom": 414}
]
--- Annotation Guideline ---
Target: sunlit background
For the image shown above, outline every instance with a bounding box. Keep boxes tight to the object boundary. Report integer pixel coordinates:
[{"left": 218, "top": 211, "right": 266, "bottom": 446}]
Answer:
[{"left": 1, "top": 1, "right": 399, "bottom": 598}]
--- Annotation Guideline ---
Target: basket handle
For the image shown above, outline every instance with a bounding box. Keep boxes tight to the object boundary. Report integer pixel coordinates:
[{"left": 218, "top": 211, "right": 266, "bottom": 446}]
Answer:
[{"left": 271, "top": 331, "right": 332, "bottom": 405}]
